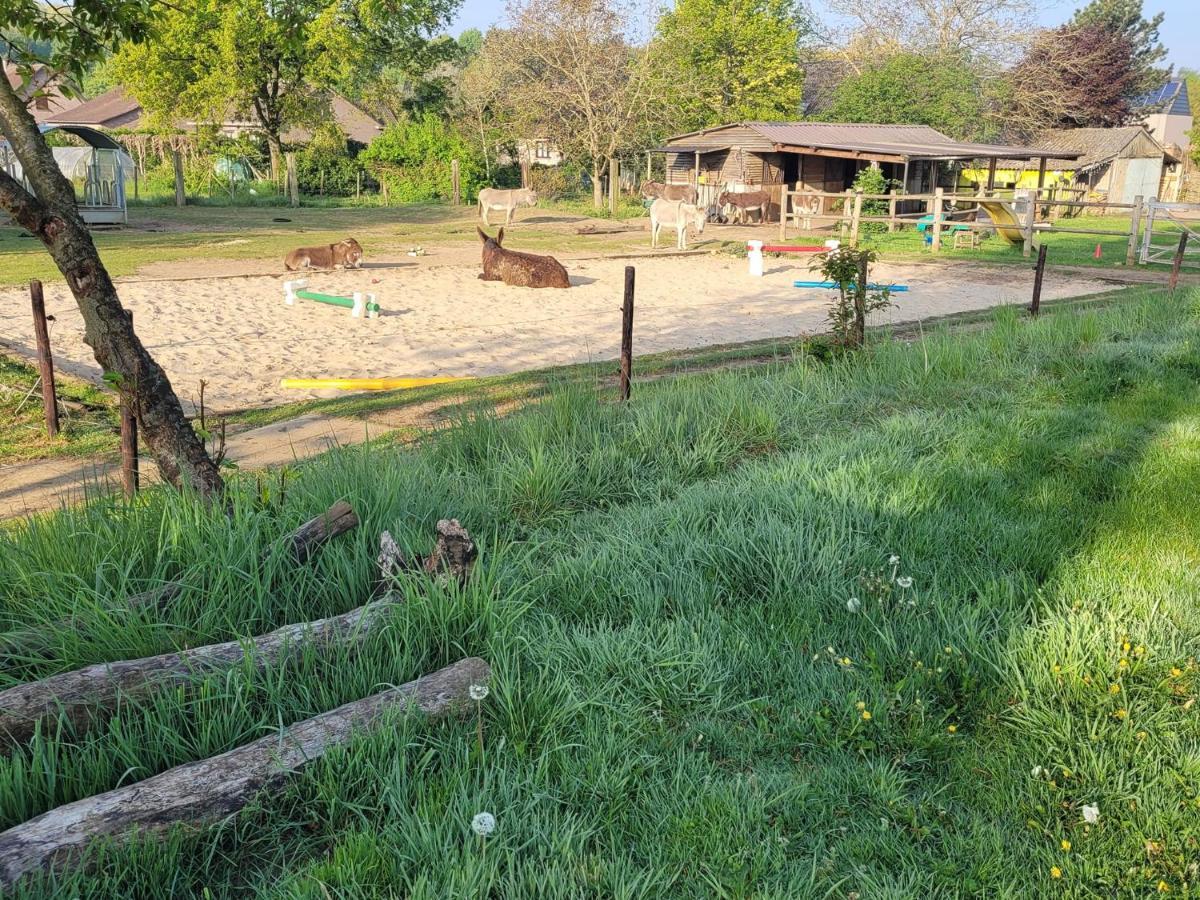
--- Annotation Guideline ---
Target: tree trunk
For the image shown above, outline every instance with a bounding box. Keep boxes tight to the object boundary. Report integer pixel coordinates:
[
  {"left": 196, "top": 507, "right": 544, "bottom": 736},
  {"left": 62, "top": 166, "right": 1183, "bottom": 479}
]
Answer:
[
  {"left": 592, "top": 161, "right": 603, "bottom": 208},
  {"left": 0, "top": 657, "right": 490, "bottom": 889},
  {"left": 267, "top": 132, "right": 283, "bottom": 185},
  {"left": 0, "top": 78, "right": 223, "bottom": 498}
]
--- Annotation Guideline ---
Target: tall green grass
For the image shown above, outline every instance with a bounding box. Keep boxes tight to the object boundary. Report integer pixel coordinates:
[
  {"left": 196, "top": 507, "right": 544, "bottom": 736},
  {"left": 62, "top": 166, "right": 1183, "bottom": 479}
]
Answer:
[{"left": 1, "top": 287, "right": 1198, "bottom": 896}]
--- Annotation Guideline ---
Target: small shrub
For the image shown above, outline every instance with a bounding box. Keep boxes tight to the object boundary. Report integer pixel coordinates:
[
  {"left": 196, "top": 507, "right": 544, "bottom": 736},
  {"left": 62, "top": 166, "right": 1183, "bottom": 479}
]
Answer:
[
  {"left": 359, "top": 114, "right": 487, "bottom": 203},
  {"left": 810, "top": 247, "right": 894, "bottom": 347}
]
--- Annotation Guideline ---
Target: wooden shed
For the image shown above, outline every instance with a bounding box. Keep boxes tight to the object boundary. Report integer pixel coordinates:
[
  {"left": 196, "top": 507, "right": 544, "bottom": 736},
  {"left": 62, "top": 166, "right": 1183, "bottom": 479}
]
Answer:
[{"left": 653, "top": 122, "right": 1076, "bottom": 221}]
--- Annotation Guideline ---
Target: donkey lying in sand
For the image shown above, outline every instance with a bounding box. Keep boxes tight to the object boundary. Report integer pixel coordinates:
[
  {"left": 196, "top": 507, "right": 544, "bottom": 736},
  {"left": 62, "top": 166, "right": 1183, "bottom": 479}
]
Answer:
[
  {"left": 717, "top": 190, "right": 771, "bottom": 225},
  {"left": 477, "top": 227, "right": 570, "bottom": 288},
  {"left": 283, "top": 238, "right": 363, "bottom": 271},
  {"left": 649, "top": 199, "right": 706, "bottom": 249},
  {"left": 641, "top": 181, "right": 698, "bottom": 204},
  {"left": 478, "top": 188, "right": 538, "bottom": 225}
]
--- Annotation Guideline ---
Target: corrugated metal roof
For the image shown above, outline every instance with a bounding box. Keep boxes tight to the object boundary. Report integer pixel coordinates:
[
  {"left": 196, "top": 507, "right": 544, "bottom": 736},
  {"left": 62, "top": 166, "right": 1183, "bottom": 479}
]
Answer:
[
  {"left": 991, "top": 126, "right": 1164, "bottom": 171},
  {"left": 661, "top": 122, "right": 1078, "bottom": 160}
]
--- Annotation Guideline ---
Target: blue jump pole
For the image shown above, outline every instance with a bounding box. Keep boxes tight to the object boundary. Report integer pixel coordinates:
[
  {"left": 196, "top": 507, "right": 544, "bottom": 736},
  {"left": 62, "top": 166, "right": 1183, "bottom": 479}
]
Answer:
[{"left": 793, "top": 281, "right": 909, "bottom": 292}]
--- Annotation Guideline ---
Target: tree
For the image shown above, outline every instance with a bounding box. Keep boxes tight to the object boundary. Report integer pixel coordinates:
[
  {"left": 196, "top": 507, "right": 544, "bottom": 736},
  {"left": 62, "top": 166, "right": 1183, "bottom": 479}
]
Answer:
[
  {"left": 1070, "top": 0, "right": 1167, "bottom": 92},
  {"left": 498, "top": 0, "right": 662, "bottom": 207},
  {"left": 649, "top": 0, "right": 806, "bottom": 131},
  {"left": 1001, "top": 24, "right": 1141, "bottom": 135},
  {"left": 1, "top": 2, "right": 224, "bottom": 498},
  {"left": 827, "top": 52, "right": 990, "bottom": 141},
  {"left": 114, "top": 0, "right": 461, "bottom": 180},
  {"left": 821, "top": 0, "right": 1038, "bottom": 67}
]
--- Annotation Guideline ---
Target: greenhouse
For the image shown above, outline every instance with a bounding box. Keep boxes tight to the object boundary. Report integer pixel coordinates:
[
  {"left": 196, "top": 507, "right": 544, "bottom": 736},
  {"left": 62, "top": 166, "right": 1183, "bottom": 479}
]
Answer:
[{"left": 0, "top": 125, "right": 132, "bottom": 225}]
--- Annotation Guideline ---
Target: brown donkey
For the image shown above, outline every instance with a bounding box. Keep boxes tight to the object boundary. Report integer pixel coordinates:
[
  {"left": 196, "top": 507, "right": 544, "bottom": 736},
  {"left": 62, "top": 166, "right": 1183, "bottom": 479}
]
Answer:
[{"left": 477, "top": 227, "right": 570, "bottom": 289}]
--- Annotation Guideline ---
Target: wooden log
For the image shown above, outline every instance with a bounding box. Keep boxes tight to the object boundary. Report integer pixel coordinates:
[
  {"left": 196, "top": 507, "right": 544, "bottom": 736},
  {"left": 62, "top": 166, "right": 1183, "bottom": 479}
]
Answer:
[
  {"left": 29, "top": 280, "right": 59, "bottom": 438},
  {"left": 0, "top": 599, "right": 397, "bottom": 746},
  {"left": 620, "top": 266, "right": 635, "bottom": 402},
  {"left": 422, "top": 518, "right": 477, "bottom": 583},
  {"left": 0, "top": 656, "right": 489, "bottom": 888},
  {"left": 281, "top": 499, "right": 358, "bottom": 564},
  {"left": 1169, "top": 232, "right": 1189, "bottom": 294},
  {"left": 1030, "top": 243, "right": 1047, "bottom": 317}
]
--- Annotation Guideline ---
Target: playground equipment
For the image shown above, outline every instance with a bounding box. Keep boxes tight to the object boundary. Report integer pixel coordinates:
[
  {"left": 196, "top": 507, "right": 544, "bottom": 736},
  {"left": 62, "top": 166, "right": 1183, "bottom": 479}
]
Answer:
[
  {"left": 280, "top": 377, "right": 469, "bottom": 391},
  {"left": 284, "top": 279, "right": 380, "bottom": 318},
  {"left": 746, "top": 239, "right": 839, "bottom": 276},
  {"left": 793, "top": 281, "right": 909, "bottom": 292},
  {"left": 975, "top": 201, "right": 1025, "bottom": 245}
]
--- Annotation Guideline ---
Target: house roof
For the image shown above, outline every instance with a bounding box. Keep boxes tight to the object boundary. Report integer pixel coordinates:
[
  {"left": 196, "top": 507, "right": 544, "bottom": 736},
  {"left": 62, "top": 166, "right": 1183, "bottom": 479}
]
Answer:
[
  {"left": 991, "top": 126, "right": 1166, "bottom": 171},
  {"left": 660, "top": 122, "right": 1078, "bottom": 162},
  {"left": 1135, "top": 80, "right": 1191, "bottom": 117},
  {"left": 46, "top": 87, "right": 382, "bottom": 144},
  {"left": 3, "top": 62, "right": 84, "bottom": 123}
]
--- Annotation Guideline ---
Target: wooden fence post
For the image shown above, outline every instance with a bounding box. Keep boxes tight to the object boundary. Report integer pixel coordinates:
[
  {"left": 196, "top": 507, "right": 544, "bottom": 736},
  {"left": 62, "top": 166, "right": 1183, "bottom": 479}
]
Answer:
[
  {"left": 931, "top": 187, "right": 944, "bottom": 252},
  {"left": 619, "top": 266, "right": 635, "bottom": 402},
  {"left": 1030, "top": 244, "right": 1047, "bottom": 317},
  {"left": 778, "top": 189, "right": 789, "bottom": 241},
  {"left": 850, "top": 191, "right": 863, "bottom": 247},
  {"left": 120, "top": 310, "right": 139, "bottom": 499},
  {"left": 172, "top": 151, "right": 185, "bottom": 208},
  {"left": 1126, "top": 195, "right": 1143, "bottom": 266},
  {"left": 356, "top": 171, "right": 361, "bottom": 200},
  {"left": 451, "top": 159, "right": 461, "bottom": 206},
  {"left": 286, "top": 153, "right": 299, "bottom": 208},
  {"left": 841, "top": 188, "right": 852, "bottom": 238},
  {"left": 29, "top": 280, "right": 59, "bottom": 438},
  {"left": 609, "top": 158, "right": 619, "bottom": 216},
  {"left": 1022, "top": 190, "right": 1034, "bottom": 258},
  {"left": 1169, "top": 232, "right": 1189, "bottom": 294},
  {"left": 887, "top": 189, "right": 897, "bottom": 233},
  {"left": 854, "top": 253, "right": 868, "bottom": 348}
]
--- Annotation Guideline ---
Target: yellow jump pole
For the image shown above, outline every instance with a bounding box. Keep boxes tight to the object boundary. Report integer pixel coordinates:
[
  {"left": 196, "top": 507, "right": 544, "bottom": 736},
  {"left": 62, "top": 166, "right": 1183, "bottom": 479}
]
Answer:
[{"left": 280, "top": 377, "right": 469, "bottom": 391}]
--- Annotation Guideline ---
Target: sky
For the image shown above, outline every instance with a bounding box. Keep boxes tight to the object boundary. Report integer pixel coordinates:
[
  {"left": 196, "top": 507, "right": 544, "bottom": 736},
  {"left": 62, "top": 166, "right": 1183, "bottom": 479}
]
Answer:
[{"left": 448, "top": 0, "right": 1198, "bottom": 71}]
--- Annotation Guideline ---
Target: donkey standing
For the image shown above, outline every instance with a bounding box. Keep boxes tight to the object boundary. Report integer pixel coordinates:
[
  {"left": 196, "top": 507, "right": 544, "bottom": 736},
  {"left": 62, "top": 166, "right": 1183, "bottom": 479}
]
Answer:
[{"left": 649, "top": 199, "right": 706, "bottom": 249}]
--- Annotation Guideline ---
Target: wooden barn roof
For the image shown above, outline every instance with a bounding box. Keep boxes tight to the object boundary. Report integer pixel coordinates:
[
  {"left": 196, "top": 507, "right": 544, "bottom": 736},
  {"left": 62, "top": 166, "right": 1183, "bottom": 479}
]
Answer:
[{"left": 658, "top": 122, "right": 1079, "bottom": 163}]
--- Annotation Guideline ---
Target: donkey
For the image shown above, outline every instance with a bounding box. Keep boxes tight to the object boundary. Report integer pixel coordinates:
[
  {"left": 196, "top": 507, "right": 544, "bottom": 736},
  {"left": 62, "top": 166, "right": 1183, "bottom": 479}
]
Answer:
[
  {"left": 478, "top": 187, "right": 538, "bottom": 226},
  {"left": 477, "top": 226, "right": 570, "bottom": 288},
  {"left": 641, "top": 181, "right": 698, "bottom": 204},
  {"left": 649, "top": 199, "right": 706, "bottom": 249},
  {"left": 717, "top": 190, "right": 771, "bottom": 225}
]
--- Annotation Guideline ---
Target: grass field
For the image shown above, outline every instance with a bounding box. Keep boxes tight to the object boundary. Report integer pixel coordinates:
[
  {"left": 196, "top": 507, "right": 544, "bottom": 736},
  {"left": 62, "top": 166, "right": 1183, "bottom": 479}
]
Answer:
[
  {"left": 1, "top": 285, "right": 1198, "bottom": 896},
  {"left": 0, "top": 353, "right": 117, "bottom": 463}
]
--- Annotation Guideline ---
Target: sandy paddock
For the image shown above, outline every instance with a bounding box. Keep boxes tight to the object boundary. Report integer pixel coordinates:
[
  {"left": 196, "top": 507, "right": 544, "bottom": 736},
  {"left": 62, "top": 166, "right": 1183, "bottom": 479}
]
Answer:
[{"left": 0, "top": 252, "right": 1113, "bottom": 412}]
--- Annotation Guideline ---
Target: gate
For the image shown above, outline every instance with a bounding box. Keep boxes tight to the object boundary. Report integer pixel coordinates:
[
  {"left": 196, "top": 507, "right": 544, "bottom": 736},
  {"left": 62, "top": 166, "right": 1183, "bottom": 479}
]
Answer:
[{"left": 1140, "top": 199, "right": 1200, "bottom": 268}]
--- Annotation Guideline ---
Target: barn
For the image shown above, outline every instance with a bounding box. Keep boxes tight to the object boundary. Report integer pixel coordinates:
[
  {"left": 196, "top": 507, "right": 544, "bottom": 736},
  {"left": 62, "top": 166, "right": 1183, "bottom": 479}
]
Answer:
[{"left": 652, "top": 122, "right": 1075, "bottom": 220}]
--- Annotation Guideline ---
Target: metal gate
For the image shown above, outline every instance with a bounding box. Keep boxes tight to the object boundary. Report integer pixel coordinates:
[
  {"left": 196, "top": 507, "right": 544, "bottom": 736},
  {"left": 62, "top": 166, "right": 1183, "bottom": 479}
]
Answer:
[{"left": 1140, "top": 198, "right": 1200, "bottom": 268}]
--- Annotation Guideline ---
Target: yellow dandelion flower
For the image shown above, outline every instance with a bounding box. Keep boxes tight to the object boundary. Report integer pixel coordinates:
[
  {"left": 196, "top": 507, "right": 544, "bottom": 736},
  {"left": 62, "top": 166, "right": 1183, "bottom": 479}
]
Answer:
[
  {"left": 1171, "top": 667, "right": 1182, "bottom": 678},
  {"left": 1109, "top": 683, "right": 1121, "bottom": 694},
  {"left": 944, "top": 646, "right": 953, "bottom": 654},
  {"left": 1122, "top": 641, "right": 1131, "bottom": 652},
  {"left": 1118, "top": 659, "right": 1130, "bottom": 670},
  {"left": 914, "top": 660, "right": 924, "bottom": 668},
  {"left": 1157, "top": 881, "right": 1170, "bottom": 893},
  {"left": 1061, "top": 768, "right": 1072, "bottom": 778},
  {"left": 947, "top": 724, "right": 957, "bottom": 734},
  {"left": 1050, "top": 866, "right": 1062, "bottom": 879},
  {"left": 855, "top": 701, "right": 866, "bottom": 710},
  {"left": 861, "top": 710, "right": 872, "bottom": 721},
  {"left": 840, "top": 657, "right": 852, "bottom": 667},
  {"left": 1083, "top": 675, "right": 1092, "bottom": 685},
  {"left": 1134, "top": 645, "right": 1145, "bottom": 657},
  {"left": 1137, "top": 731, "right": 1148, "bottom": 741},
  {"left": 1113, "top": 708, "right": 1128, "bottom": 720},
  {"left": 1052, "top": 664, "right": 1062, "bottom": 674},
  {"left": 1061, "top": 839, "right": 1071, "bottom": 851}
]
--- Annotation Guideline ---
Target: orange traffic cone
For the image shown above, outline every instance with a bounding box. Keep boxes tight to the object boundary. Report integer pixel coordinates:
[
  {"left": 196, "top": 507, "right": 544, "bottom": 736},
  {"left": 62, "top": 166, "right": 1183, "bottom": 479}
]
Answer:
[{"left": 1093, "top": 243, "right": 1103, "bottom": 259}]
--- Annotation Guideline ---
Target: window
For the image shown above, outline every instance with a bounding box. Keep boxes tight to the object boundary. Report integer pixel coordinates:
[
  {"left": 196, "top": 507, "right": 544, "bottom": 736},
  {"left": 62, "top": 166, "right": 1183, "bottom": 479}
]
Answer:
[{"left": 535, "top": 140, "right": 551, "bottom": 160}]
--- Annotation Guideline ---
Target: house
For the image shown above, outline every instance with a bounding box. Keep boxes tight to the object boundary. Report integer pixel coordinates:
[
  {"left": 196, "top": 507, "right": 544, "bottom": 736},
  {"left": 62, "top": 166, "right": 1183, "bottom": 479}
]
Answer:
[
  {"left": 961, "top": 126, "right": 1179, "bottom": 203},
  {"left": 652, "top": 122, "right": 1076, "bottom": 219},
  {"left": 3, "top": 62, "right": 83, "bottom": 123},
  {"left": 1135, "top": 80, "right": 1192, "bottom": 155},
  {"left": 43, "top": 87, "right": 383, "bottom": 145}
]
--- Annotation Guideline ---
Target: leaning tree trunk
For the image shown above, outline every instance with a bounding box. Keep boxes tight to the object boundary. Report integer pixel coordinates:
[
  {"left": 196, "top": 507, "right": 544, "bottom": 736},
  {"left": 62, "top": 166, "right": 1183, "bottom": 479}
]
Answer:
[{"left": 0, "top": 77, "right": 223, "bottom": 498}]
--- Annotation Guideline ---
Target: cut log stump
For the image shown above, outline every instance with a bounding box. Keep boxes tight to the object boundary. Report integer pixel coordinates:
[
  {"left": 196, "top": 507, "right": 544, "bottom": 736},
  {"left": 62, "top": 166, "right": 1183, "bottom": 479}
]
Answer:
[
  {"left": 423, "top": 518, "right": 477, "bottom": 583},
  {"left": 0, "top": 656, "right": 490, "bottom": 889},
  {"left": 0, "top": 600, "right": 396, "bottom": 747}
]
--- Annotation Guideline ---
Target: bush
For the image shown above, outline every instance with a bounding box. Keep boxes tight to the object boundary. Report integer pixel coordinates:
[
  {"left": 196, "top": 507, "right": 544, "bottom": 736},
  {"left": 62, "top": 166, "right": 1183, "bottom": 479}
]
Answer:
[
  {"left": 359, "top": 114, "right": 487, "bottom": 203},
  {"left": 296, "top": 124, "right": 363, "bottom": 196},
  {"left": 852, "top": 166, "right": 895, "bottom": 234}
]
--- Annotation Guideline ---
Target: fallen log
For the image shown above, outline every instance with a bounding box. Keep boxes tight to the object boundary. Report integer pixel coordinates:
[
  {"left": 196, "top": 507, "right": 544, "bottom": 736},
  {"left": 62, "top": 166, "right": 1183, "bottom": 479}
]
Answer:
[
  {"left": 423, "top": 518, "right": 477, "bottom": 583},
  {"left": 0, "top": 656, "right": 489, "bottom": 888},
  {"left": 0, "top": 501, "right": 358, "bottom": 660},
  {"left": 0, "top": 600, "right": 395, "bottom": 746}
]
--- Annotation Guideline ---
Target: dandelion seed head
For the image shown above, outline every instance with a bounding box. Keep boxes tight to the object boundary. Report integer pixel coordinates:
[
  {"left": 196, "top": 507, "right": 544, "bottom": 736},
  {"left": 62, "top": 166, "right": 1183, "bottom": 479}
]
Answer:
[
  {"left": 888, "top": 554, "right": 900, "bottom": 565},
  {"left": 1081, "top": 804, "right": 1100, "bottom": 824},
  {"left": 469, "top": 684, "right": 490, "bottom": 702},
  {"left": 846, "top": 597, "right": 861, "bottom": 613},
  {"left": 896, "top": 576, "right": 913, "bottom": 589},
  {"left": 471, "top": 812, "right": 496, "bottom": 837}
]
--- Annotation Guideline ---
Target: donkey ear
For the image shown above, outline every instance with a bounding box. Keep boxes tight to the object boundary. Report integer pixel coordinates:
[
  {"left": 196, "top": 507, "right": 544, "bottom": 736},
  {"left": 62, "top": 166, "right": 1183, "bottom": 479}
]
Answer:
[
  {"left": 476, "top": 226, "right": 488, "bottom": 243},
  {"left": 496, "top": 228, "right": 505, "bottom": 245}
]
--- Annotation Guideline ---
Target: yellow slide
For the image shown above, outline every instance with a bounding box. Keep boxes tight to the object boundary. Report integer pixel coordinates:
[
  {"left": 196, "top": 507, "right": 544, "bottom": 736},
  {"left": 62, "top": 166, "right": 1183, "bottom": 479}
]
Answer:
[
  {"left": 976, "top": 201, "right": 1026, "bottom": 245},
  {"left": 280, "top": 377, "right": 469, "bottom": 392}
]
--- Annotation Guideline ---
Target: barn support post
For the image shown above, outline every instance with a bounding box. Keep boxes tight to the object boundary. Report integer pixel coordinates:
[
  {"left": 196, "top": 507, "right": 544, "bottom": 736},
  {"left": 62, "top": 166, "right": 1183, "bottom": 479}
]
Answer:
[
  {"left": 931, "top": 187, "right": 944, "bottom": 252},
  {"left": 1126, "top": 195, "right": 1143, "bottom": 266},
  {"left": 901, "top": 159, "right": 910, "bottom": 194},
  {"left": 693, "top": 151, "right": 700, "bottom": 185},
  {"left": 1036, "top": 157, "right": 1047, "bottom": 193},
  {"left": 986, "top": 157, "right": 997, "bottom": 193}
]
